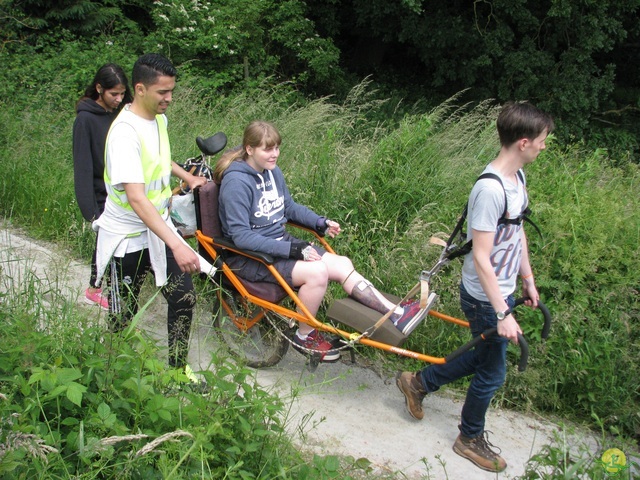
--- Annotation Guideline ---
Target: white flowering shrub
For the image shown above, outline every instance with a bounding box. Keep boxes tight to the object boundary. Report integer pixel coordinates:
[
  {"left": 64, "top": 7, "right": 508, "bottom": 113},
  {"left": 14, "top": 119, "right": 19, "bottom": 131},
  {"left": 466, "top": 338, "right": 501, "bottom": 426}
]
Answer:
[{"left": 146, "top": 0, "right": 340, "bottom": 90}]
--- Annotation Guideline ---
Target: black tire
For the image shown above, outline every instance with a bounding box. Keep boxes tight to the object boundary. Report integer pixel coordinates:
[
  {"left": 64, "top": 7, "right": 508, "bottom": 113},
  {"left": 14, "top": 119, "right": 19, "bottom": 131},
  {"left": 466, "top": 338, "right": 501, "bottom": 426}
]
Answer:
[{"left": 212, "top": 289, "right": 289, "bottom": 368}]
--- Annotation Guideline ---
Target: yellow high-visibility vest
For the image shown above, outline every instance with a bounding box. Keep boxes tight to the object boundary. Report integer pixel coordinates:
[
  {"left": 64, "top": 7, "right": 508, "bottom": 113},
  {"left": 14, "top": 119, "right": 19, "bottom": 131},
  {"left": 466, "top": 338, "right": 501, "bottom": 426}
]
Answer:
[{"left": 105, "top": 113, "right": 172, "bottom": 214}]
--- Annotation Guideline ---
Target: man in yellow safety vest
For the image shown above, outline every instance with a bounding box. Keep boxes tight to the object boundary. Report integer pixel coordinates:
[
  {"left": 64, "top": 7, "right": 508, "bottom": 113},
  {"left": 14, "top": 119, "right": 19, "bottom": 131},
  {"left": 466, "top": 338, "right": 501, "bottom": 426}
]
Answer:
[{"left": 93, "top": 53, "right": 208, "bottom": 374}]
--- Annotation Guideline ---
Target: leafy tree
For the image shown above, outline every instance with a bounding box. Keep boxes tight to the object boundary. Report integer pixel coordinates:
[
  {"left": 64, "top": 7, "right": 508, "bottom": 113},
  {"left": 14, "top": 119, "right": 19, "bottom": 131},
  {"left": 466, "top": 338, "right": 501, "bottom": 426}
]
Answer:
[
  {"left": 308, "top": 0, "right": 640, "bottom": 137},
  {"left": 1, "top": 0, "right": 343, "bottom": 94},
  {"left": 144, "top": 0, "right": 343, "bottom": 92},
  {"left": 0, "top": 0, "right": 146, "bottom": 39},
  {"left": 2, "top": 0, "right": 638, "bottom": 149}
]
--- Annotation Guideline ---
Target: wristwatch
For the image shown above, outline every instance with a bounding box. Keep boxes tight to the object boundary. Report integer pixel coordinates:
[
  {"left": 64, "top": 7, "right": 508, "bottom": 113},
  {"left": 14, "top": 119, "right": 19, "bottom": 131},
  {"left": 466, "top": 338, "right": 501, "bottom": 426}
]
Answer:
[{"left": 496, "top": 310, "right": 508, "bottom": 321}]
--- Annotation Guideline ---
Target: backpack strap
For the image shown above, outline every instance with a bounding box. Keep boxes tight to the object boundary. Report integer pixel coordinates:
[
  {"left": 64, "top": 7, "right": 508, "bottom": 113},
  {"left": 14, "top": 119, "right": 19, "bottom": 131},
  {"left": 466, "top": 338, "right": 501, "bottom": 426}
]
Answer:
[
  {"left": 495, "top": 170, "right": 542, "bottom": 238},
  {"left": 444, "top": 204, "right": 471, "bottom": 261},
  {"left": 518, "top": 207, "right": 542, "bottom": 239},
  {"left": 444, "top": 203, "right": 468, "bottom": 254},
  {"left": 444, "top": 173, "right": 503, "bottom": 261},
  {"left": 444, "top": 169, "right": 540, "bottom": 261},
  {"left": 478, "top": 172, "right": 508, "bottom": 219}
]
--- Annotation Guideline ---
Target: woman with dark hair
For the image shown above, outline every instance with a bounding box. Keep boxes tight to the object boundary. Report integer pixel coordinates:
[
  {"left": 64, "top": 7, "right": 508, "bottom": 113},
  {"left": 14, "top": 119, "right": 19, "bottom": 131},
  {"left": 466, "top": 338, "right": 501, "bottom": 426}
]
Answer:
[{"left": 73, "top": 63, "right": 132, "bottom": 309}]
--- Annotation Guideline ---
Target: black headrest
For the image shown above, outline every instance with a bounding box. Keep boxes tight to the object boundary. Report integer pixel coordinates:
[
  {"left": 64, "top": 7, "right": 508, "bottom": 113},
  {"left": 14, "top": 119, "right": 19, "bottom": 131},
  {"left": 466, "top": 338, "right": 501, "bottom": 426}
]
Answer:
[{"left": 196, "top": 132, "right": 227, "bottom": 156}]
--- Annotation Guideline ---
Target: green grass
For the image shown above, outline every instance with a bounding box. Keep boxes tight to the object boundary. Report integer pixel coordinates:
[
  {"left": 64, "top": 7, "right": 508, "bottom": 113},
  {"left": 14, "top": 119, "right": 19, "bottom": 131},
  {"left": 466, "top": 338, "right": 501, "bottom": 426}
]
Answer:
[
  {"left": 1, "top": 58, "right": 639, "bottom": 476},
  {"left": 0, "top": 250, "right": 388, "bottom": 478}
]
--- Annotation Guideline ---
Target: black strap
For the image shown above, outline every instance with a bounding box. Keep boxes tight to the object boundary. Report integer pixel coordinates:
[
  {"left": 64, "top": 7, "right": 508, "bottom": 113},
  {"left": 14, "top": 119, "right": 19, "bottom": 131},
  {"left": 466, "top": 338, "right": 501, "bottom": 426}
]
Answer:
[
  {"left": 521, "top": 208, "right": 542, "bottom": 239},
  {"left": 478, "top": 172, "right": 509, "bottom": 220},
  {"left": 444, "top": 169, "right": 539, "bottom": 261}
]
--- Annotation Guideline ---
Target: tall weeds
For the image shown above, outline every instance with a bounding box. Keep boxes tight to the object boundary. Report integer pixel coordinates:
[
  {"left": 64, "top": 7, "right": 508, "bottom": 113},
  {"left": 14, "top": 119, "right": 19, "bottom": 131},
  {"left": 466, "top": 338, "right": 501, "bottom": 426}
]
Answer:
[
  {"left": 1, "top": 74, "right": 639, "bottom": 446},
  {"left": 0, "top": 256, "right": 304, "bottom": 478}
]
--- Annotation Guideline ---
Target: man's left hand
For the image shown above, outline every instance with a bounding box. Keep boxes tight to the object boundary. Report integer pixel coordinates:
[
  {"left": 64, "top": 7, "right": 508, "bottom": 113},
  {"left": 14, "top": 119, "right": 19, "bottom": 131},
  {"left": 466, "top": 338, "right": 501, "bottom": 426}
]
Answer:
[{"left": 522, "top": 278, "right": 539, "bottom": 309}]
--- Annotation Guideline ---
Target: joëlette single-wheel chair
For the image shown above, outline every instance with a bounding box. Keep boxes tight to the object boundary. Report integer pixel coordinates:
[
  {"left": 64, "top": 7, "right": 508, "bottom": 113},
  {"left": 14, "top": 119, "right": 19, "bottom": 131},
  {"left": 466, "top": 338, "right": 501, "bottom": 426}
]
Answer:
[{"left": 189, "top": 136, "right": 551, "bottom": 372}]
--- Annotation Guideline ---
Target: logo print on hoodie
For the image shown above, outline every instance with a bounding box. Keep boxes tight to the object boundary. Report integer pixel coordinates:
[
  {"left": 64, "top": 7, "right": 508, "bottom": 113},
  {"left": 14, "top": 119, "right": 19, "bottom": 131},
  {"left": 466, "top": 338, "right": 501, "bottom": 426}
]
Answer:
[{"left": 254, "top": 172, "right": 284, "bottom": 220}]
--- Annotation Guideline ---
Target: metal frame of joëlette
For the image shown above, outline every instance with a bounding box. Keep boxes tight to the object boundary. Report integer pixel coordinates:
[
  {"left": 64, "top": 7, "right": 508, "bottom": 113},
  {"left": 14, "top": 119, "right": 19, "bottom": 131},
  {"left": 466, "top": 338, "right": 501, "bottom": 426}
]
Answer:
[{"left": 195, "top": 225, "right": 473, "bottom": 365}]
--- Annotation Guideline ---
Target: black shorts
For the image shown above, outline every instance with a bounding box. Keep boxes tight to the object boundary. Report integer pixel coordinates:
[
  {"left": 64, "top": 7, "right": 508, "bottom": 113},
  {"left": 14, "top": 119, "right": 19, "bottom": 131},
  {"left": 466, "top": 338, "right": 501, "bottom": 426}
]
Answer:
[{"left": 225, "top": 232, "right": 326, "bottom": 286}]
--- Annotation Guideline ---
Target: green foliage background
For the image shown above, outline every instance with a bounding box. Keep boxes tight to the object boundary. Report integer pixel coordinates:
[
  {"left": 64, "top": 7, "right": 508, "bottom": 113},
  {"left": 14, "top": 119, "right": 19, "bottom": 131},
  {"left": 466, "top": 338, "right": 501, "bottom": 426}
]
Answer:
[
  {"left": 316, "top": 0, "right": 640, "bottom": 129},
  {"left": 0, "top": 274, "right": 373, "bottom": 478},
  {"left": 1, "top": 1, "right": 639, "bottom": 475},
  {"left": 2, "top": 0, "right": 639, "bottom": 152},
  {"left": 1, "top": 39, "right": 639, "bottom": 451}
]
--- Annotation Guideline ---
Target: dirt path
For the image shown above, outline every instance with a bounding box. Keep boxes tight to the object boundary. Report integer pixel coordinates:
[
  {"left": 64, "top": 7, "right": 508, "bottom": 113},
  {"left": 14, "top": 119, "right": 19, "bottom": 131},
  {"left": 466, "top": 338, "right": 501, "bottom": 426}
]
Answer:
[{"left": 0, "top": 226, "right": 598, "bottom": 479}]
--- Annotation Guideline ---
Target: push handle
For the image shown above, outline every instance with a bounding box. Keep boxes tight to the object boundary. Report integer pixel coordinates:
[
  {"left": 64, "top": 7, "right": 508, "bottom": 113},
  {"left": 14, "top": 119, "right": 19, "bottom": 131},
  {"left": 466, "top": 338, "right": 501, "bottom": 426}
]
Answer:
[
  {"left": 444, "top": 298, "right": 551, "bottom": 372},
  {"left": 512, "top": 297, "right": 552, "bottom": 339}
]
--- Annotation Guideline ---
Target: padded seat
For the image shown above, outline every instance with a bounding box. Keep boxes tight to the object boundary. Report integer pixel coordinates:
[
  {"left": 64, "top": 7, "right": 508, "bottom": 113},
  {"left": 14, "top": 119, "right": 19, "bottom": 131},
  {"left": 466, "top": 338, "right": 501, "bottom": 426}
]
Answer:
[{"left": 196, "top": 181, "right": 288, "bottom": 303}]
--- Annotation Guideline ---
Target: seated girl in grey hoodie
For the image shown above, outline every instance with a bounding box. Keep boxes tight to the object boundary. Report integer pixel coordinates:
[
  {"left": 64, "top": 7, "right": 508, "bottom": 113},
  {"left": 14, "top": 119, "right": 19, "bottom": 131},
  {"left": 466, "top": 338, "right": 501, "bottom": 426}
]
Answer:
[{"left": 216, "top": 121, "right": 429, "bottom": 362}]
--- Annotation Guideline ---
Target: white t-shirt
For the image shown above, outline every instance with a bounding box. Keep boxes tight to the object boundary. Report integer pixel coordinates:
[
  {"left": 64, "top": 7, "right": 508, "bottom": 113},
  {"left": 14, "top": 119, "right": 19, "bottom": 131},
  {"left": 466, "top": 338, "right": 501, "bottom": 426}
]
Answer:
[
  {"left": 461, "top": 165, "right": 527, "bottom": 301},
  {"left": 98, "top": 106, "right": 169, "bottom": 255}
]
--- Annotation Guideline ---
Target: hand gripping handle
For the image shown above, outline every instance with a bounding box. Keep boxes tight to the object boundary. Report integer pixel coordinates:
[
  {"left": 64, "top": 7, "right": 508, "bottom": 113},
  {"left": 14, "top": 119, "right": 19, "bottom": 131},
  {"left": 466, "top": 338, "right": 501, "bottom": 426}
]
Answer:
[
  {"left": 444, "top": 298, "right": 551, "bottom": 372},
  {"left": 512, "top": 297, "right": 552, "bottom": 339}
]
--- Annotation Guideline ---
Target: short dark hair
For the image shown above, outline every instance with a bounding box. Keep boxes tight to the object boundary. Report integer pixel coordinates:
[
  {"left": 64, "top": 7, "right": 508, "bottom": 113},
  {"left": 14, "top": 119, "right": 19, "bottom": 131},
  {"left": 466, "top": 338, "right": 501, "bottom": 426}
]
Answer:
[
  {"left": 132, "top": 53, "right": 177, "bottom": 87},
  {"left": 497, "top": 102, "right": 554, "bottom": 146}
]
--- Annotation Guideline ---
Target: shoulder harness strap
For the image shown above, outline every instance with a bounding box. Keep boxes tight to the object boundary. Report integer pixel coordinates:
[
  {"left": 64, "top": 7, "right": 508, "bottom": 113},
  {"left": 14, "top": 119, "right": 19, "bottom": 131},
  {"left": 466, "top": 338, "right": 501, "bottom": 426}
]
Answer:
[{"left": 444, "top": 169, "right": 540, "bottom": 261}]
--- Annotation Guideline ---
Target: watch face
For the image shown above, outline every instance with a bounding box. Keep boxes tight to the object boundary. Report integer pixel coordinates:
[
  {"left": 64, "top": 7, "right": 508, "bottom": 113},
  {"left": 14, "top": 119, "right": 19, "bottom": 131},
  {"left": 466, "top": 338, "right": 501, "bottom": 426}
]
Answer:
[{"left": 497, "top": 311, "right": 506, "bottom": 320}]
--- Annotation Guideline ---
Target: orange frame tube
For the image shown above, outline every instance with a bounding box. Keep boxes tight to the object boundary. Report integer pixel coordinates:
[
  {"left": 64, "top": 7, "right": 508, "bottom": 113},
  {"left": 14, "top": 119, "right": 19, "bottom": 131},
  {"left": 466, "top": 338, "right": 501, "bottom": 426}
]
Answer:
[{"left": 197, "top": 230, "right": 470, "bottom": 365}]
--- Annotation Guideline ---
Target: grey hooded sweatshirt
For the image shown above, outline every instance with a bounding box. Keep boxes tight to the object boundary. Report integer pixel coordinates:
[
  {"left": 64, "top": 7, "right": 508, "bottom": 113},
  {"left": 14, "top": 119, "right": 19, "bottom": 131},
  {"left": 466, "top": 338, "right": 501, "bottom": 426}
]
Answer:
[{"left": 219, "top": 160, "right": 322, "bottom": 258}]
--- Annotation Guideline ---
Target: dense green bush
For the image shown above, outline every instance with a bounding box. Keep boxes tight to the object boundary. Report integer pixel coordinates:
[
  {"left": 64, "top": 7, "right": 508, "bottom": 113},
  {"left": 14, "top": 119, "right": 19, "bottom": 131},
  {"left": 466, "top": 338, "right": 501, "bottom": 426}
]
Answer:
[
  {"left": 308, "top": 0, "right": 640, "bottom": 147},
  {"left": 1, "top": 0, "right": 345, "bottom": 96},
  {"left": 0, "top": 279, "right": 290, "bottom": 477},
  {"left": 0, "top": 267, "right": 381, "bottom": 478},
  {"left": 145, "top": 0, "right": 342, "bottom": 92}
]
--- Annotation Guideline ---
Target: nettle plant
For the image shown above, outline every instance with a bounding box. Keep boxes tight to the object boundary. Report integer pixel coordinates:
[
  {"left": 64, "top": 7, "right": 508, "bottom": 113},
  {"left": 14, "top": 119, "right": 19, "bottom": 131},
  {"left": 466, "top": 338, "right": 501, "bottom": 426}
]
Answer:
[
  {"left": 146, "top": 0, "right": 341, "bottom": 91},
  {"left": 0, "top": 279, "right": 290, "bottom": 477}
]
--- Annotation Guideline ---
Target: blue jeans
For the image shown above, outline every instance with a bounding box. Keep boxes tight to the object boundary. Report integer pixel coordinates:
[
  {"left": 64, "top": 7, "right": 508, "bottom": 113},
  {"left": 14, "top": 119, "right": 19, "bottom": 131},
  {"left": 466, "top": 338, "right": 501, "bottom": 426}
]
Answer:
[{"left": 417, "top": 283, "right": 514, "bottom": 438}]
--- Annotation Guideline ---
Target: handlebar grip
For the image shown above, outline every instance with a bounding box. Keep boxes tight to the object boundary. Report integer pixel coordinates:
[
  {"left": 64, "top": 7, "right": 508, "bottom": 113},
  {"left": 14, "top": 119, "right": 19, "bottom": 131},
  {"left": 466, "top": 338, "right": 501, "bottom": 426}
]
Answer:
[
  {"left": 538, "top": 302, "right": 552, "bottom": 339},
  {"left": 444, "top": 298, "right": 550, "bottom": 372},
  {"left": 516, "top": 333, "right": 528, "bottom": 372},
  {"left": 513, "top": 297, "right": 552, "bottom": 339},
  {"left": 445, "top": 327, "right": 529, "bottom": 371},
  {"left": 444, "top": 327, "right": 495, "bottom": 363}
]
